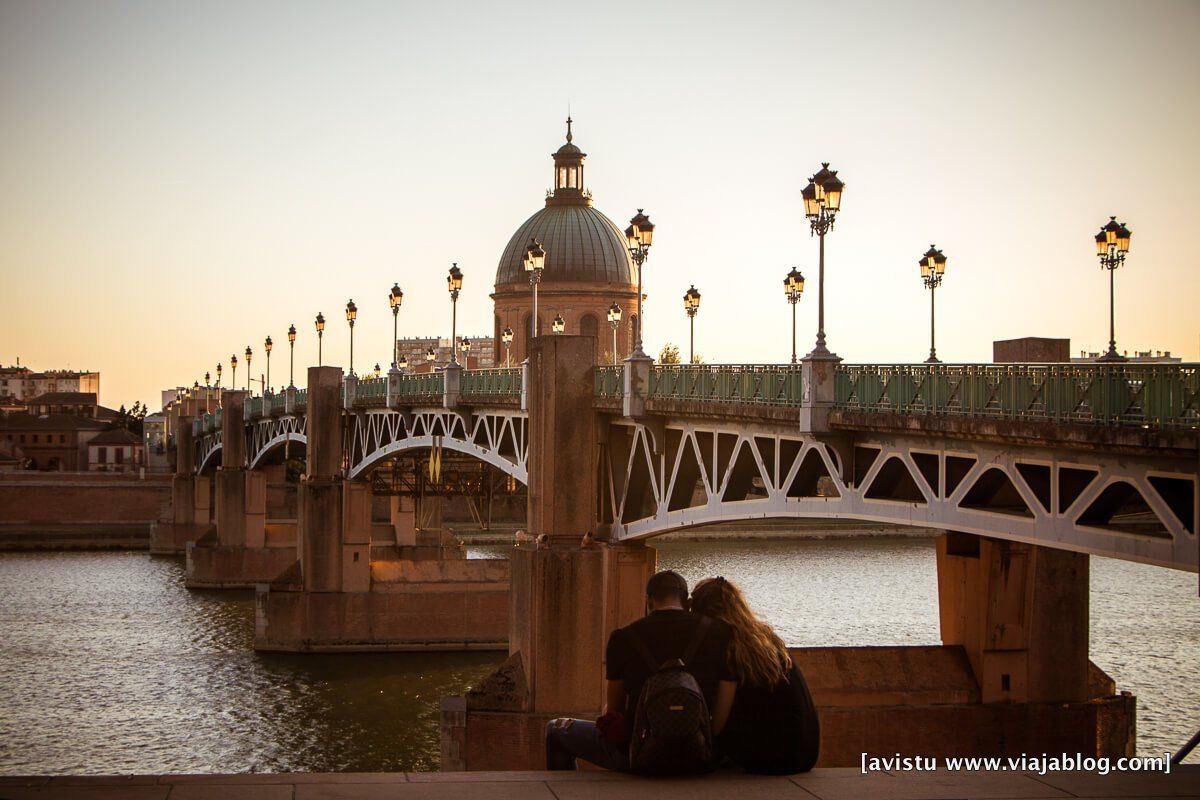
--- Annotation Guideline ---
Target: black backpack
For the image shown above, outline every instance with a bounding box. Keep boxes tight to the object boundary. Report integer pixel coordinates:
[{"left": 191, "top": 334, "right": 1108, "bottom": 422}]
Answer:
[{"left": 626, "top": 616, "right": 715, "bottom": 775}]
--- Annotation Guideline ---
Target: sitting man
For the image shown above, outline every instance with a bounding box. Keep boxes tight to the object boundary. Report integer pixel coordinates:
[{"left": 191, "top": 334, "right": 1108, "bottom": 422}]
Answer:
[{"left": 545, "top": 569, "right": 737, "bottom": 772}]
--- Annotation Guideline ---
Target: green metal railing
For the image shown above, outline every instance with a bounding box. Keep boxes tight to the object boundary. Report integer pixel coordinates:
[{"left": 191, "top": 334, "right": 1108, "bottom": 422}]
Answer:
[
  {"left": 834, "top": 363, "right": 1200, "bottom": 429},
  {"left": 247, "top": 396, "right": 264, "bottom": 417},
  {"left": 648, "top": 364, "right": 805, "bottom": 407},
  {"left": 268, "top": 392, "right": 287, "bottom": 415},
  {"left": 394, "top": 371, "right": 444, "bottom": 397},
  {"left": 461, "top": 367, "right": 522, "bottom": 396},
  {"left": 356, "top": 377, "right": 387, "bottom": 406},
  {"left": 294, "top": 388, "right": 307, "bottom": 410},
  {"left": 595, "top": 365, "right": 622, "bottom": 398}
]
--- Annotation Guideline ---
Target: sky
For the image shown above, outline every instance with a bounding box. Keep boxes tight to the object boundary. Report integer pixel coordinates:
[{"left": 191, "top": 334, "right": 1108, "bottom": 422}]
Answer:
[{"left": 1, "top": 0, "right": 1197, "bottom": 409}]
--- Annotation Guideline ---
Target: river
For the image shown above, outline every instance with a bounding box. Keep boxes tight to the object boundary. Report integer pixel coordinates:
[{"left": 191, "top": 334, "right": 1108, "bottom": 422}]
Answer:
[{"left": 0, "top": 537, "right": 1194, "bottom": 774}]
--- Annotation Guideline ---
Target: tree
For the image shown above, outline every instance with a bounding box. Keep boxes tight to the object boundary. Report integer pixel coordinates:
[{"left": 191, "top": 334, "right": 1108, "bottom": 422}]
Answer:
[{"left": 658, "top": 343, "right": 682, "bottom": 364}]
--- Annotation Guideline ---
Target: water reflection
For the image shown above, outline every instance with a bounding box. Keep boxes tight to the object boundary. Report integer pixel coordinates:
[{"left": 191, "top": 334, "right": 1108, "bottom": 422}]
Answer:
[{"left": 0, "top": 539, "right": 1194, "bottom": 774}]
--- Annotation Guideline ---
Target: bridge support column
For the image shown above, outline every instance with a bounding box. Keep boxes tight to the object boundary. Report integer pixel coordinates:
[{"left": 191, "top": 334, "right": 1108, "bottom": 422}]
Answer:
[
  {"left": 151, "top": 415, "right": 214, "bottom": 554},
  {"left": 186, "top": 390, "right": 298, "bottom": 588},
  {"left": 255, "top": 366, "right": 509, "bottom": 652},
  {"left": 443, "top": 335, "right": 655, "bottom": 771}
]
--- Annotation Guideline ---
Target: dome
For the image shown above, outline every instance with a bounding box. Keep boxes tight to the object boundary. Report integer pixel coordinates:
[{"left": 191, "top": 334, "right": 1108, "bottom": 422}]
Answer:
[{"left": 494, "top": 204, "right": 637, "bottom": 288}]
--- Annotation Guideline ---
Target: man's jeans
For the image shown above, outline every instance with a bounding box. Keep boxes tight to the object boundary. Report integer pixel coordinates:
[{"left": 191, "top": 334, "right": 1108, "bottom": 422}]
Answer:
[{"left": 545, "top": 718, "right": 629, "bottom": 771}]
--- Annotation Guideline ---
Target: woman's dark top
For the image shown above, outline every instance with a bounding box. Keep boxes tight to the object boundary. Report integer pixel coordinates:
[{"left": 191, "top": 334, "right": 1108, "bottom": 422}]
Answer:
[{"left": 717, "top": 660, "right": 820, "bottom": 774}]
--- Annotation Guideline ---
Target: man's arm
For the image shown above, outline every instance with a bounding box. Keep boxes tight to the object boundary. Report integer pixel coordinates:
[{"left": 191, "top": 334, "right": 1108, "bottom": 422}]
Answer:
[
  {"left": 604, "top": 679, "right": 626, "bottom": 716},
  {"left": 711, "top": 679, "right": 736, "bottom": 735}
]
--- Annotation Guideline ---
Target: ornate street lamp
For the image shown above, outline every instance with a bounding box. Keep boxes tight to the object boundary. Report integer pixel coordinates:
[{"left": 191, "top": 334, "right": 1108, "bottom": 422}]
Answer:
[
  {"left": 315, "top": 313, "right": 325, "bottom": 366},
  {"left": 683, "top": 285, "right": 701, "bottom": 364},
  {"left": 287, "top": 324, "right": 296, "bottom": 387},
  {"left": 398, "top": 355, "right": 408, "bottom": 371},
  {"left": 784, "top": 268, "right": 805, "bottom": 364},
  {"left": 264, "top": 336, "right": 273, "bottom": 392},
  {"left": 607, "top": 302, "right": 622, "bottom": 363},
  {"left": 919, "top": 245, "right": 948, "bottom": 363},
  {"left": 552, "top": 313, "right": 565, "bottom": 334},
  {"left": 244, "top": 346, "right": 253, "bottom": 392},
  {"left": 215, "top": 362, "right": 223, "bottom": 391},
  {"left": 389, "top": 283, "right": 404, "bottom": 369},
  {"left": 1095, "top": 216, "right": 1132, "bottom": 362},
  {"left": 801, "top": 163, "right": 844, "bottom": 359},
  {"left": 460, "top": 338, "right": 472, "bottom": 362},
  {"left": 501, "top": 326, "right": 514, "bottom": 367},
  {"left": 230, "top": 353, "right": 238, "bottom": 392},
  {"left": 373, "top": 363, "right": 381, "bottom": 379},
  {"left": 524, "top": 240, "right": 546, "bottom": 348},
  {"left": 447, "top": 264, "right": 463, "bottom": 365},
  {"left": 426, "top": 346, "right": 436, "bottom": 366},
  {"left": 625, "top": 209, "right": 654, "bottom": 359},
  {"left": 345, "top": 299, "right": 357, "bottom": 375},
  {"left": 204, "top": 371, "right": 211, "bottom": 413}
]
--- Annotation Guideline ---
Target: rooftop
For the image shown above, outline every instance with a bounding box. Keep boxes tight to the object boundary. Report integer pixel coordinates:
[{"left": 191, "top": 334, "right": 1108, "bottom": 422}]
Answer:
[{"left": 88, "top": 427, "right": 142, "bottom": 446}]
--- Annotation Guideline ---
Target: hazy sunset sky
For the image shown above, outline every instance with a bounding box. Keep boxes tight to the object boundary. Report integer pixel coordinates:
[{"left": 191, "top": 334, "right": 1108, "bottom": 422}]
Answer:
[{"left": 1, "top": 0, "right": 1197, "bottom": 408}]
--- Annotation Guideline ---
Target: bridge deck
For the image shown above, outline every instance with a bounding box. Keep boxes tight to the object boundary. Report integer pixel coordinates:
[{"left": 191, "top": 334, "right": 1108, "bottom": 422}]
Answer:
[{"left": 2, "top": 767, "right": 1197, "bottom": 799}]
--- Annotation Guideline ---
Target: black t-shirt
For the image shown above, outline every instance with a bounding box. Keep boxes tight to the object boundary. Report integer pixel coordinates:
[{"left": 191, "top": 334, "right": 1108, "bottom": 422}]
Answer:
[
  {"left": 718, "top": 660, "right": 821, "bottom": 774},
  {"left": 605, "top": 608, "right": 736, "bottom": 720}
]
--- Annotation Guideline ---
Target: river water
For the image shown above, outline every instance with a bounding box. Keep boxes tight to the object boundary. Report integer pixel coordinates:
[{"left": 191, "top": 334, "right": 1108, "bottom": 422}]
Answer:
[{"left": 0, "top": 537, "right": 1195, "bottom": 774}]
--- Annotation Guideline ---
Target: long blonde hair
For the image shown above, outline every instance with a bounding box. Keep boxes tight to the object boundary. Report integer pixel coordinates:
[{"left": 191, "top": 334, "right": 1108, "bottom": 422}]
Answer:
[{"left": 691, "top": 577, "right": 791, "bottom": 689}]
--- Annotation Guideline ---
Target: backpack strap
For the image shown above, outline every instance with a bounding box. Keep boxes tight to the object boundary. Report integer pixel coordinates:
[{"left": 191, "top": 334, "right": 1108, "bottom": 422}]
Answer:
[
  {"left": 682, "top": 616, "right": 712, "bottom": 667},
  {"left": 623, "top": 627, "right": 661, "bottom": 673}
]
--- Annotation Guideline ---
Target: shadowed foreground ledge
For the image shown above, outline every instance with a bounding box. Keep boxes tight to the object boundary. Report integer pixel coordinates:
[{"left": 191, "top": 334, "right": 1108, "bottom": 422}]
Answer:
[{"left": 0, "top": 767, "right": 1196, "bottom": 799}]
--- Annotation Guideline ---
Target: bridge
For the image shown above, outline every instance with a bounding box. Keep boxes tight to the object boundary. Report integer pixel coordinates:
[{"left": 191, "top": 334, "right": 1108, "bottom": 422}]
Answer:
[
  {"left": 156, "top": 338, "right": 1199, "bottom": 770},
  {"left": 189, "top": 357, "right": 1197, "bottom": 569}
]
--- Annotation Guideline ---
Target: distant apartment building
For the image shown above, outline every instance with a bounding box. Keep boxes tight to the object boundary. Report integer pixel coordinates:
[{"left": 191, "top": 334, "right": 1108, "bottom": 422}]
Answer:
[
  {"left": 1071, "top": 349, "right": 1182, "bottom": 363},
  {"left": 0, "top": 365, "right": 100, "bottom": 404},
  {"left": 395, "top": 336, "right": 498, "bottom": 372}
]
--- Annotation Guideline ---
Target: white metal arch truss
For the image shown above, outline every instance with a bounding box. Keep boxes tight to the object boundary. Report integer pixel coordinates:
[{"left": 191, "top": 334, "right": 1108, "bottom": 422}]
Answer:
[
  {"left": 196, "top": 430, "right": 223, "bottom": 474},
  {"left": 345, "top": 408, "right": 528, "bottom": 483},
  {"left": 248, "top": 415, "right": 308, "bottom": 469},
  {"left": 602, "top": 419, "right": 1198, "bottom": 572}
]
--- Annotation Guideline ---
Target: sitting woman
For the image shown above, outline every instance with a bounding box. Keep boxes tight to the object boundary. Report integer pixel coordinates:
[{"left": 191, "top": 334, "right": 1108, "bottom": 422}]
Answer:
[{"left": 690, "top": 576, "right": 820, "bottom": 774}]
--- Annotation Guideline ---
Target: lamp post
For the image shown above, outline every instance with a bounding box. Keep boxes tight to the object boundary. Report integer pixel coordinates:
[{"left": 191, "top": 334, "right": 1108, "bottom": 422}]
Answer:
[
  {"left": 784, "top": 268, "right": 805, "bottom": 364},
  {"left": 230, "top": 354, "right": 238, "bottom": 393},
  {"left": 244, "top": 346, "right": 252, "bottom": 392},
  {"left": 801, "top": 163, "right": 844, "bottom": 358},
  {"left": 345, "top": 299, "right": 357, "bottom": 375},
  {"left": 552, "top": 314, "right": 565, "bottom": 334},
  {"left": 607, "top": 302, "right": 622, "bottom": 364},
  {"left": 426, "top": 346, "right": 436, "bottom": 367},
  {"left": 1095, "top": 216, "right": 1132, "bottom": 362},
  {"left": 460, "top": 337, "right": 472, "bottom": 365},
  {"left": 524, "top": 240, "right": 546, "bottom": 349},
  {"left": 216, "top": 363, "right": 223, "bottom": 392},
  {"left": 204, "top": 372, "right": 211, "bottom": 413},
  {"left": 373, "top": 363, "right": 381, "bottom": 379},
  {"left": 287, "top": 325, "right": 296, "bottom": 387},
  {"left": 919, "top": 245, "right": 948, "bottom": 363},
  {"left": 501, "top": 327, "right": 514, "bottom": 367},
  {"left": 624, "top": 210, "right": 654, "bottom": 359},
  {"left": 264, "top": 336, "right": 273, "bottom": 392},
  {"left": 389, "top": 283, "right": 404, "bottom": 369},
  {"left": 315, "top": 313, "right": 325, "bottom": 366},
  {"left": 447, "top": 264, "right": 463, "bottom": 365},
  {"left": 683, "top": 285, "right": 701, "bottom": 364},
  {"left": 398, "top": 355, "right": 408, "bottom": 371}
]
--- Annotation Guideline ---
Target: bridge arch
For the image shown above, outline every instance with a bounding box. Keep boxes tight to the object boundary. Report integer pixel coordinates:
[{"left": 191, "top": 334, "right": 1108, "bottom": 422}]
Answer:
[
  {"left": 348, "top": 434, "right": 527, "bottom": 483},
  {"left": 248, "top": 433, "right": 307, "bottom": 470}
]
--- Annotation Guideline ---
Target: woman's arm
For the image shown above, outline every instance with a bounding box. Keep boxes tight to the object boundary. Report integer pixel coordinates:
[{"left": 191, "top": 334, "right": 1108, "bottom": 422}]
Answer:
[{"left": 711, "top": 679, "right": 736, "bottom": 735}]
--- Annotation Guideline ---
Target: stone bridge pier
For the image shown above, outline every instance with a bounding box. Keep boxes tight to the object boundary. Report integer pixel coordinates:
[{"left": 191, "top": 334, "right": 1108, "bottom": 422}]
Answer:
[
  {"left": 254, "top": 366, "right": 510, "bottom": 652},
  {"left": 185, "top": 390, "right": 298, "bottom": 589},
  {"left": 150, "top": 412, "right": 213, "bottom": 554},
  {"left": 442, "top": 337, "right": 1135, "bottom": 770}
]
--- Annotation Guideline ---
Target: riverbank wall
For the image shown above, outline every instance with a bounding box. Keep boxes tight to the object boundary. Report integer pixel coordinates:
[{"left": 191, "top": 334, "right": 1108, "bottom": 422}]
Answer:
[{"left": 0, "top": 473, "right": 171, "bottom": 550}]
